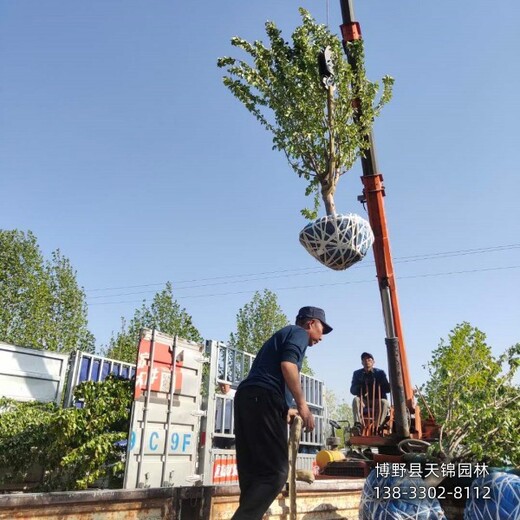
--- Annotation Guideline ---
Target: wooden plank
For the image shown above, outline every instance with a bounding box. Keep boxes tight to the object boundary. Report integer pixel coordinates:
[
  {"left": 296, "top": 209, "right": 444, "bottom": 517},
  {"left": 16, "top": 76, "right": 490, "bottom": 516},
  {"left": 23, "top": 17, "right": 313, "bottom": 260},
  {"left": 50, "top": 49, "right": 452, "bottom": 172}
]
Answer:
[
  {"left": 0, "top": 482, "right": 366, "bottom": 520},
  {"left": 209, "top": 481, "right": 364, "bottom": 520},
  {"left": 0, "top": 488, "right": 175, "bottom": 520}
]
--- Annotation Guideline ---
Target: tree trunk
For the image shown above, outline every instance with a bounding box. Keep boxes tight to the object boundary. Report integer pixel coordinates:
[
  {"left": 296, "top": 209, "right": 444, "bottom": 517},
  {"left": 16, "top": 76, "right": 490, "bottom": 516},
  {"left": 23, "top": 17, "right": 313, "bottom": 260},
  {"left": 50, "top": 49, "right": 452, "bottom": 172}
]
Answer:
[
  {"left": 322, "top": 190, "right": 336, "bottom": 217},
  {"left": 323, "top": 85, "right": 337, "bottom": 217}
]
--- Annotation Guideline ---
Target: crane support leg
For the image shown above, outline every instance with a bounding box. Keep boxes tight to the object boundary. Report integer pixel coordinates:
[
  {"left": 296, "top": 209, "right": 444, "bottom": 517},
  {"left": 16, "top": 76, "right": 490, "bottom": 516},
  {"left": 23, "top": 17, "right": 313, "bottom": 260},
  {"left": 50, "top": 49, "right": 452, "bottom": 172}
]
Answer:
[{"left": 385, "top": 337, "right": 409, "bottom": 438}]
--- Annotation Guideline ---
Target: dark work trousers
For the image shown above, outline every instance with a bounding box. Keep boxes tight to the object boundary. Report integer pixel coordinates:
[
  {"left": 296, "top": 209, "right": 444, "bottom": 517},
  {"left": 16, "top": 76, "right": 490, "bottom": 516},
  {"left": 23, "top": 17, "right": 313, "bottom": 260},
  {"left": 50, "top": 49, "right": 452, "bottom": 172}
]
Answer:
[{"left": 231, "top": 385, "right": 288, "bottom": 520}]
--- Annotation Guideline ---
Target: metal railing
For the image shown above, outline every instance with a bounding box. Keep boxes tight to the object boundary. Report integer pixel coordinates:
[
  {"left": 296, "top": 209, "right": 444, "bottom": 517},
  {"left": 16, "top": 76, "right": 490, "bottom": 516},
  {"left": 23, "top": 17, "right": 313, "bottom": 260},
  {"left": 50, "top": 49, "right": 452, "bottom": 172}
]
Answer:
[
  {"left": 198, "top": 341, "right": 325, "bottom": 486},
  {"left": 63, "top": 350, "right": 136, "bottom": 407}
]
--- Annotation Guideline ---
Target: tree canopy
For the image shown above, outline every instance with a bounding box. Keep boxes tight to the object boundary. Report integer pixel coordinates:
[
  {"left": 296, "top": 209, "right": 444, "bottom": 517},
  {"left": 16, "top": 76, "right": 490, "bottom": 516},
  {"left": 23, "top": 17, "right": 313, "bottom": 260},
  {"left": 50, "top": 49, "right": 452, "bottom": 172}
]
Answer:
[
  {"left": 218, "top": 8, "right": 393, "bottom": 219},
  {"left": 0, "top": 376, "right": 132, "bottom": 491},
  {"left": 229, "top": 289, "right": 313, "bottom": 375},
  {"left": 423, "top": 322, "right": 520, "bottom": 466},
  {"left": 104, "top": 282, "right": 202, "bottom": 363},
  {"left": 0, "top": 229, "right": 94, "bottom": 353}
]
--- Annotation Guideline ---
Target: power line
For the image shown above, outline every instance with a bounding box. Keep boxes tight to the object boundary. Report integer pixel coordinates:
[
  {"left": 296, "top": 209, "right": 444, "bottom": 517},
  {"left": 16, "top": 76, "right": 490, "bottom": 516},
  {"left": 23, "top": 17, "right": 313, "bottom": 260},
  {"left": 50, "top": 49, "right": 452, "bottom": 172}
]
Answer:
[
  {"left": 87, "top": 264, "right": 520, "bottom": 306},
  {"left": 86, "top": 269, "right": 335, "bottom": 299},
  {"left": 85, "top": 266, "right": 324, "bottom": 293},
  {"left": 85, "top": 243, "right": 520, "bottom": 299},
  {"left": 390, "top": 244, "right": 520, "bottom": 263}
]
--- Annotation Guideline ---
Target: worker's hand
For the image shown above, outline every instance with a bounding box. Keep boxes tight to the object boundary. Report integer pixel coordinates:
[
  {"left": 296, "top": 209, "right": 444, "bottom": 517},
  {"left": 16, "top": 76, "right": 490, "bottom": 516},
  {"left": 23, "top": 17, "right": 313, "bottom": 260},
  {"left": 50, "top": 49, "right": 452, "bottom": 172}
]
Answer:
[
  {"left": 297, "top": 402, "right": 315, "bottom": 432},
  {"left": 286, "top": 408, "right": 299, "bottom": 424}
]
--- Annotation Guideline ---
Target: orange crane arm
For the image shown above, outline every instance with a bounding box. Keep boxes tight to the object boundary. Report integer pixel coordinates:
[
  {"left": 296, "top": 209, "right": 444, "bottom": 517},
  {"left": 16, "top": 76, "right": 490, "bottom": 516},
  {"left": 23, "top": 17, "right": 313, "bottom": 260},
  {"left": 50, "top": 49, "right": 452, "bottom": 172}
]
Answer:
[
  {"left": 339, "top": 0, "right": 419, "bottom": 439},
  {"left": 361, "top": 173, "right": 413, "bottom": 408}
]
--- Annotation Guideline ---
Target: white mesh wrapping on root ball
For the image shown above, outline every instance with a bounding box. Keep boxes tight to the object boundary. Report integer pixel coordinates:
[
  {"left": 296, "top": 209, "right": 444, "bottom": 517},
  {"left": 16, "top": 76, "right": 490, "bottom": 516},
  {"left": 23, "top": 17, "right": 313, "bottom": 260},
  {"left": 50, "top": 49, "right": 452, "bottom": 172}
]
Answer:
[
  {"left": 360, "top": 471, "right": 447, "bottom": 520},
  {"left": 299, "top": 213, "right": 374, "bottom": 271},
  {"left": 464, "top": 471, "right": 520, "bottom": 519}
]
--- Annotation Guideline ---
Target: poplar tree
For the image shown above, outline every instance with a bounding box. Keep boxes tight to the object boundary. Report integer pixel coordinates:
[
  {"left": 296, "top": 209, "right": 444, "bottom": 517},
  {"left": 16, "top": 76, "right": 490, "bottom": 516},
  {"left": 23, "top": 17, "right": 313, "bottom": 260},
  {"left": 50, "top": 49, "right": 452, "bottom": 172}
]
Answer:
[
  {"left": 229, "top": 289, "right": 313, "bottom": 375},
  {"left": 104, "top": 282, "right": 202, "bottom": 363},
  {"left": 0, "top": 229, "right": 94, "bottom": 353}
]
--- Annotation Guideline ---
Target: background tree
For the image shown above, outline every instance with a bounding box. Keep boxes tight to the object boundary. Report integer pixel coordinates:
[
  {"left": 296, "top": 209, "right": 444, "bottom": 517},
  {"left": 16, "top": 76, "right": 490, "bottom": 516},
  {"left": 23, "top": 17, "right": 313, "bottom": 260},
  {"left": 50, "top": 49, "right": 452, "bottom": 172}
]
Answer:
[
  {"left": 218, "top": 8, "right": 393, "bottom": 219},
  {"left": 325, "top": 389, "right": 352, "bottom": 424},
  {"left": 0, "top": 229, "right": 94, "bottom": 353},
  {"left": 229, "top": 289, "right": 313, "bottom": 375},
  {"left": 423, "top": 322, "right": 520, "bottom": 466},
  {"left": 324, "top": 388, "right": 353, "bottom": 448},
  {"left": 104, "top": 282, "right": 202, "bottom": 363}
]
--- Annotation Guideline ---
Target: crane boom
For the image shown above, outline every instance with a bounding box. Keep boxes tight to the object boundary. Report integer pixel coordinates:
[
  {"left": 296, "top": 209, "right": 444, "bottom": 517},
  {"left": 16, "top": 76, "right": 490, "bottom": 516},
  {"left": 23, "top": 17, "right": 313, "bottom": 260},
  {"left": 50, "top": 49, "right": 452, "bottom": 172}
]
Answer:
[{"left": 339, "top": 0, "right": 420, "bottom": 440}]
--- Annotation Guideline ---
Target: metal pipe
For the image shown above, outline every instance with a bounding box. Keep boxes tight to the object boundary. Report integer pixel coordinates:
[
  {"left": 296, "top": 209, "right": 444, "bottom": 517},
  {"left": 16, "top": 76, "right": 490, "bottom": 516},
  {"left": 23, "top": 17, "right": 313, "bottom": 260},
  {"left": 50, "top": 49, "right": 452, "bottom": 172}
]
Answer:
[
  {"left": 385, "top": 337, "right": 409, "bottom": 438},
  {"left": 340, "top": 0, "right": 355, "bottom": 23},
  {"left": 161, "top": 334, "right": 178, "bottom": 487},
  {"left": 381, "top": 284, "right": 396, "bottom": 338},
  {"left": 136, "top": 328, "right": 157, "bottom": 487}
]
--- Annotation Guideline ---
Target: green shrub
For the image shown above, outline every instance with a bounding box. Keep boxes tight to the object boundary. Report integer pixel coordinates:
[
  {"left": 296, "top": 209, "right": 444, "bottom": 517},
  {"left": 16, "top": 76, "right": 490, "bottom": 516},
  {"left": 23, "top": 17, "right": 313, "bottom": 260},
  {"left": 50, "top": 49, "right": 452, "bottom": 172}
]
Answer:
[{"left": 0, "top": 375, "right": 133, "bottom": 491}]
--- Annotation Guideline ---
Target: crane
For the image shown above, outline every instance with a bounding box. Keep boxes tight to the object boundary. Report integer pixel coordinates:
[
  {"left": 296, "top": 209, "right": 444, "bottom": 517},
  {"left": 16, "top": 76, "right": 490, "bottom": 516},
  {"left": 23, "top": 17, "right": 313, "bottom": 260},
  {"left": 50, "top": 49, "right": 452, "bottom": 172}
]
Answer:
[{"left": 338, "top": 0, "right": 430, "bottom": 449}]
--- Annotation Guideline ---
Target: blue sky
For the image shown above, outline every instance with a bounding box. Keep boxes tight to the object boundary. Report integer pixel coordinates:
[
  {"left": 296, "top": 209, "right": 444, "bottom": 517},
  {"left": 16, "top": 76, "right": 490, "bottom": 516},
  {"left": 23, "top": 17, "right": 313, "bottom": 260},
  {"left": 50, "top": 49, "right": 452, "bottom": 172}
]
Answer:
[{"left": 1, "top": 0, "right": 519, "bottom": 399}]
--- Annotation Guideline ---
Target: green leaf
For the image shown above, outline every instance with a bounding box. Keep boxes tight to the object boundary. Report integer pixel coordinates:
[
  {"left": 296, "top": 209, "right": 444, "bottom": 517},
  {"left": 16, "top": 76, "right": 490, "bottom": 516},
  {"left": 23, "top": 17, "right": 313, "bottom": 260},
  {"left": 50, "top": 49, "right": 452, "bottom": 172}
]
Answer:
[
  {"left": 423, "top": 322, "right": 520, "bottom": 466},
  {"left": 217, "top": 9, "right": 393, "bottom": 220},
  {"left": 0, "top": 229, "right": 94, "bottom": 353}
]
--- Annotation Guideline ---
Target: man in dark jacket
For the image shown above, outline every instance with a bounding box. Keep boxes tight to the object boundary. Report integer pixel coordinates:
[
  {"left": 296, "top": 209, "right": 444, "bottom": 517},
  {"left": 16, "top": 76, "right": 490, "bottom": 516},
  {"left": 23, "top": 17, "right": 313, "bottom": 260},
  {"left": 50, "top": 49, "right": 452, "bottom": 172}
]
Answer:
[
  {"left": 231, "top": 306, "right": 332, "bottom": 520},
  {"left": 350, "top": 352, "right": 390, "bottom": 434}
]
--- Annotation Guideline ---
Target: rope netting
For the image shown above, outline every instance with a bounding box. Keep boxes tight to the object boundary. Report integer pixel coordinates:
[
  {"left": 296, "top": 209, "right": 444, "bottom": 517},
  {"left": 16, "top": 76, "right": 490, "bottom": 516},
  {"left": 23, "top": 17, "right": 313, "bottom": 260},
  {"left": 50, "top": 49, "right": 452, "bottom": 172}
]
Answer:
[
  {"left": 359, "top": 471, "right": 447, "bottom": 520},
  {"left": 464, "top": 471, "right": 520, "bottom": 519},
  {"left": 299, "top": 213, "right": 374, "bottom": 271}
]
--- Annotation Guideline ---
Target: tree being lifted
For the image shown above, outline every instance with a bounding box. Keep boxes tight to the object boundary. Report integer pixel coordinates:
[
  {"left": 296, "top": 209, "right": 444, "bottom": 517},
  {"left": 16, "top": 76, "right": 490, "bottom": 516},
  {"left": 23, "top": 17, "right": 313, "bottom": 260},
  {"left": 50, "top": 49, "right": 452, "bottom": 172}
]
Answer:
[{"left": 218, "top": 8, "right": 393, "bottom": 270}]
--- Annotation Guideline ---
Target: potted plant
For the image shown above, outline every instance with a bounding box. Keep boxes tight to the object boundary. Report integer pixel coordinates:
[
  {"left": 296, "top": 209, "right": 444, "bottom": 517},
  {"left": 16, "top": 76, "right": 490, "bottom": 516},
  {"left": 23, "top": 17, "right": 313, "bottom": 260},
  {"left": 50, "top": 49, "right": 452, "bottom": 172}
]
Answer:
[{"left": 218, "top": 8, "right": 393, "bottom": 270}]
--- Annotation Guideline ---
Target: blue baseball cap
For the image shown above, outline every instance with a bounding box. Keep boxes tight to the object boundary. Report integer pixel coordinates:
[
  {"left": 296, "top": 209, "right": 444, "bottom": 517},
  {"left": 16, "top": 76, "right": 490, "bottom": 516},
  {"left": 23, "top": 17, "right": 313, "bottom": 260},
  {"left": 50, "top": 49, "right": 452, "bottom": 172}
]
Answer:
[{"left": 296, "top": 306, "right": 333, "bottom": 334}]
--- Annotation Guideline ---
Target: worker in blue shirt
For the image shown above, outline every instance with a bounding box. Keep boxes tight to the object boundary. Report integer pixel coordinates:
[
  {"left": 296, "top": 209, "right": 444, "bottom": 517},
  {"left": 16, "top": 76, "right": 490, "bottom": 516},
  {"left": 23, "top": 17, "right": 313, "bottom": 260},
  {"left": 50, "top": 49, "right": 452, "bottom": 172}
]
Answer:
[
  {"left": 231, "top": 306, "right": 333, "bottom": 520},
  {"left": 350, "top": 352, "right": 390, "bottom": 435}
]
